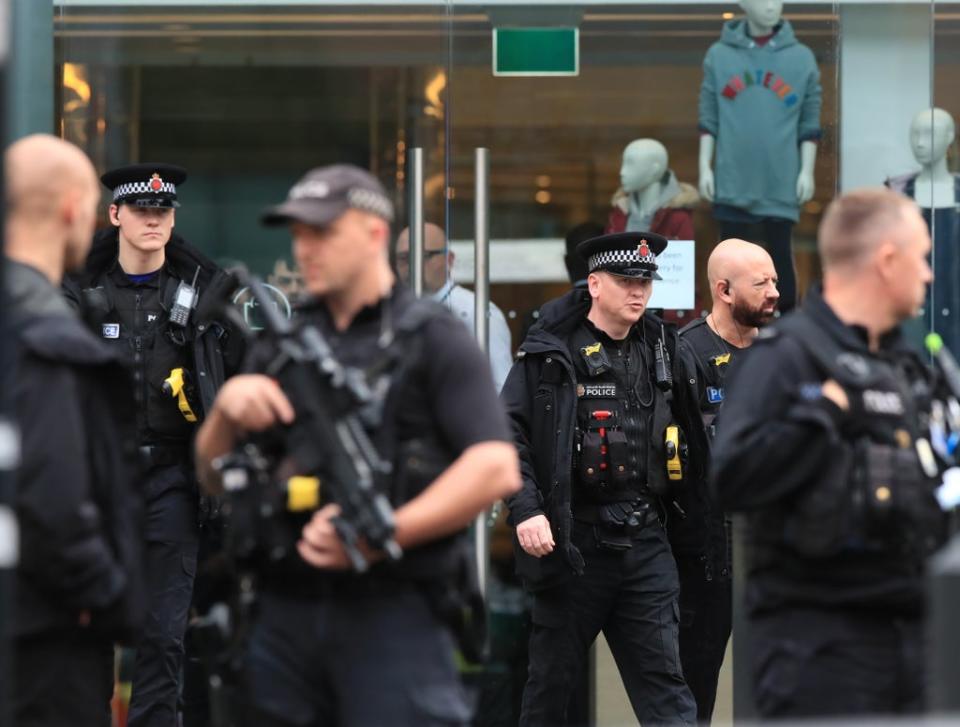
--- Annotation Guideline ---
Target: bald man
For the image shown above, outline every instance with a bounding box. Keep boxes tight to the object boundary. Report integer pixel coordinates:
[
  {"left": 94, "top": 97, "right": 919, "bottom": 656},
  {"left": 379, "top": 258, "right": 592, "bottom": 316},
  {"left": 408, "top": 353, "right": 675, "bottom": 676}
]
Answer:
[
  {"left": 5, "top": 135, "right": 144, "bottom": 727},
  {"left": 670, "top": 238, "right": 778, "bottom": 722},
  {"left": 396, "top": 223, "right": 513, "bottom": 391},
  {"left": 712, "top": 189, "right": 947, "bottom": 719}
]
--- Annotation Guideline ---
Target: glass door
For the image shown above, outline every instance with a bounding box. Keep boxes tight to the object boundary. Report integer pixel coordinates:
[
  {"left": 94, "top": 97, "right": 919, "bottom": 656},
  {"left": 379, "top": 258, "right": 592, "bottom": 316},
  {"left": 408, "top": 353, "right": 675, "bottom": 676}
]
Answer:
[{"left": 445, "top": 3, "right": 840, "bottom": 723}]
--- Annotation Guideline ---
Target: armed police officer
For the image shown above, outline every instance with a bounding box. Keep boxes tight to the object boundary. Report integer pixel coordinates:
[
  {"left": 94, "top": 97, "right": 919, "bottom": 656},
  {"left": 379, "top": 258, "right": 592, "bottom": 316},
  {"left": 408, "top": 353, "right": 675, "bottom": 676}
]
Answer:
[
  {"left": 7, "top": 136, "right": 145, "bottom": 726},
  {"left": 712, "top": 188, "right": 948, "bottom": 719},
  {"left": 502, "top": 231, "right": 705, "bottom": 726},
  {"left": 194, "top": 164, "right": 520, "bottom": 727},
  {"left": 672, "top": 238, "right": 779, "bottom": 722},
  {"left": 64, "top": 163, "right": 244, "bottom": 727}
]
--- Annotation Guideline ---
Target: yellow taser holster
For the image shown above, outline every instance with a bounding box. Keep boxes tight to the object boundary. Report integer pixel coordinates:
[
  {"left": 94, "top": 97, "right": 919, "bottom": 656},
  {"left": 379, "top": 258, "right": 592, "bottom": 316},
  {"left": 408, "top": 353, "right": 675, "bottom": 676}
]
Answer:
[
  {"left": 665, "top": 425, "right": 683, "bottom": 481},
  {"left": 162, "top": 367, "right": 198, "bottom": 423}
]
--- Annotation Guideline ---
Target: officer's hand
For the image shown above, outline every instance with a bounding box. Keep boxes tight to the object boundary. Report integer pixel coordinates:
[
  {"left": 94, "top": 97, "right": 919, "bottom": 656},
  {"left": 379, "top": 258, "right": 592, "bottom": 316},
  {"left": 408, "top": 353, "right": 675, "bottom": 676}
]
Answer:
[
  {"left": 516, "top": 514, "right": 555, "bottom": 558},
  {"left": 821, "top": 379, "right": 850, "bottom": 411},
  {"left": 298, "top": 504, "right": 380, "bottom": 571},
  {"left": 212, "top": 374, "right": 295, "bottom": 432}
]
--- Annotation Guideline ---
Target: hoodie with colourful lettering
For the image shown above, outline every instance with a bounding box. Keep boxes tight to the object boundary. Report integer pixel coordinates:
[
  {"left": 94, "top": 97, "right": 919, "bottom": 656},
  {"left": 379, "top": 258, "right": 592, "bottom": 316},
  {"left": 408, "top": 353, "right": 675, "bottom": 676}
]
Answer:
[{"left": 699, "top": 19, "right": 821, "bottom": 222}]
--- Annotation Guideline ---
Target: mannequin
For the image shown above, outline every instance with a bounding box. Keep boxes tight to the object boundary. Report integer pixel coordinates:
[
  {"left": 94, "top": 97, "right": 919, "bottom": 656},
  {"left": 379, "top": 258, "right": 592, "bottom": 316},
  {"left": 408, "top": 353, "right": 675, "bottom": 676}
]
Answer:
[
  {"left": 887, "top": 108, "right": 960, "bottom": 356},
  {"left": 908, "top": 108, "right": 956, "bottom": 208},
  {"left": 698, "top": 0, "right": 822, "bottom": 312},
  {"left": 606, "top": 138, "right": 698, "bottom": 239}
]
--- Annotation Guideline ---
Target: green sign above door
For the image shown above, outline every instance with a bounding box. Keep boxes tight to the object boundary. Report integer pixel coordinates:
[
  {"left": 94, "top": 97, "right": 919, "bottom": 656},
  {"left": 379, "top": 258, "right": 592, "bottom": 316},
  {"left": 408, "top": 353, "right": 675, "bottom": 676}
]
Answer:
[{"left": 493, "top": 27, "right": 579, "bottom": 77}]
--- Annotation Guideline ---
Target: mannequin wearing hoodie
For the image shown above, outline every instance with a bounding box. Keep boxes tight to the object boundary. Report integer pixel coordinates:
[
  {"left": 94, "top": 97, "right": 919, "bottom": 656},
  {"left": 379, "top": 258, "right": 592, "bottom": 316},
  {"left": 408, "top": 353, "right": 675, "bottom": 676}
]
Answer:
[
  {"left": 698, "top": 0, "right": 822, "bottom": 312},
  {"left": 887, "top": 108, "right": 960, "bottom": 356},
  {"left": 606, "top": 138, "right": 698, "bottom": 240}
]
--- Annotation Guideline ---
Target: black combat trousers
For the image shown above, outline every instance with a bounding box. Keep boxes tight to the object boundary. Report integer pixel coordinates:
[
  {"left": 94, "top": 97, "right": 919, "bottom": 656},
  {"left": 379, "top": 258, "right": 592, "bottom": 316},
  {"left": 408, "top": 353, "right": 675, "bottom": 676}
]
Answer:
[
  {"left": 14, "top": 628, "right": 115, "bottom": 727},
  {"left": 751, "top": 607, "right": 925, "bottom": 719},
  {"left": 241, "top": 584, "right": 471, "bottom": 726},
  {"left": 675, "top": 551, "right": 732, "bottom": 724},
  {"left": 520, "top": 519, "right": 696, "bottom": 726},
  {"left": 128, "top": 463, "right": 199, "bottom": 727}
]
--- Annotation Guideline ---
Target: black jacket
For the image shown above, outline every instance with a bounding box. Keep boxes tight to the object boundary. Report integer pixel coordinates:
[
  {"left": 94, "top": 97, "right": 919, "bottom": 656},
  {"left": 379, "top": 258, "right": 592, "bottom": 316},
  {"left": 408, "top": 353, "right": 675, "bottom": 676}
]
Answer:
[
  {"left": 711, "top": 286, "right": 946, "bottom": 617},
  {"left": 501, "top": 288, "right": 707, "bottom": 590},
  {"left": 8, "top": 259, "right": 145, "bottom": 640},
  {"left": 63, "top": 228, "right": 245, "bottom": 423}
]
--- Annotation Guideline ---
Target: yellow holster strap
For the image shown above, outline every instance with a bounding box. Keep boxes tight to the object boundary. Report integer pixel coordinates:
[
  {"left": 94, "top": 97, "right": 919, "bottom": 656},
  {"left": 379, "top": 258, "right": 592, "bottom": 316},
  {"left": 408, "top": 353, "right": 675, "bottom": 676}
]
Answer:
[
  {"left": 162, "top": 367, "right": 198, "bottom": 423},
  {"left": 665, "top": 425, "right": 683, "bottom": 481}
]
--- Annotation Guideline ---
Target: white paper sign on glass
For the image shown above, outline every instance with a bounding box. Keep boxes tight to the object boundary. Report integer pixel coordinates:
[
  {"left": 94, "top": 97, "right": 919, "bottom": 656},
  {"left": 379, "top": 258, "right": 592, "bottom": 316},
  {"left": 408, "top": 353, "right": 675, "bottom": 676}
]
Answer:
[{"left": 648, "top": 239, "right": 695, "bottom": 311}]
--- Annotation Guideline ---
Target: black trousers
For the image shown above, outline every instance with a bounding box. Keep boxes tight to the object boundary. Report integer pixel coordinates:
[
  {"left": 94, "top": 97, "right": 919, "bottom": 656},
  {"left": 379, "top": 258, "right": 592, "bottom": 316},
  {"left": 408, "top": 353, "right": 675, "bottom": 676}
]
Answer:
[
  {"left": 520, "top": 520, "right": 695, "bottom": 726},
  {"left": 241, "top": 586, "right": 471, "bottom": 726},
  {"left": 751, "top": 607, "right": 925, "bottom": 719},
  {"left": 675, "top": 553, "right": 732, "bottom": 724},
  {"left": 14, "top": 628, "right": 114, "bottom": 727},
  {"left": 128, "top": 464, "right": 199, "bottom": 727},
  {"left": 718, "top": 218, "right": 796, "bottom": 312}
]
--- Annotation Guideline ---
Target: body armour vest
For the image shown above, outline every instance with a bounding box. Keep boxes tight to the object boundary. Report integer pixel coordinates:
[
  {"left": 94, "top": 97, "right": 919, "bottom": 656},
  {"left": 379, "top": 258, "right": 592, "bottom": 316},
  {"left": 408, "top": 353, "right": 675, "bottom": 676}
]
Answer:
[
  {"left": 568, "top": 321, "right": 673, "bottom": 505},
  {"left": 756, "top": 313, "right": 946, "bottom": 560},
  {"left": 680, "top": 316, "right": 743, "bottom": 438},
  {"left": 84, "top": 264, "right": 194, "bottom": 444}
]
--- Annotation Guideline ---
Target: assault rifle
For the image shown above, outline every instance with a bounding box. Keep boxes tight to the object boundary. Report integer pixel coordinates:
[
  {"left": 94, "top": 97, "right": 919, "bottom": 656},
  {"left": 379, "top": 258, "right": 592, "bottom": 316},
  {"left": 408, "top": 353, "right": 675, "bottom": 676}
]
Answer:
[{"left": 214, "top": 271, "right": 402, "bottom": 572}]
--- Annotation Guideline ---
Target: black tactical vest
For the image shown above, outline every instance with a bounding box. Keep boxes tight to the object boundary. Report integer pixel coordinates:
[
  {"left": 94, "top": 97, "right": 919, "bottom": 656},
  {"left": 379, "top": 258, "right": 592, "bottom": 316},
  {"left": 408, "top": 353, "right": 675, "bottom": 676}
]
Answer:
[
  {"left": 86, "top": 264, "right": 194, "bottom": 444},
  {"left": 756, "top": 313, "right": 946, "bottom": 559},
  {"left": 680, "top": 317, "right": 741, "bottom": 438},
  {"left": 568, "top": 322, "right": 673, "bottom": 505}
]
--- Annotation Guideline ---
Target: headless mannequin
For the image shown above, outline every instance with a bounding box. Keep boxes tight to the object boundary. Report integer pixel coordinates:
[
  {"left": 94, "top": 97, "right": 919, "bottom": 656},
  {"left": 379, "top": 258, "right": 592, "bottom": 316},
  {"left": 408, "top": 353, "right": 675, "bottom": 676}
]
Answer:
[{"left": 698, "top": 0, "right": 819, "bottom": 312}]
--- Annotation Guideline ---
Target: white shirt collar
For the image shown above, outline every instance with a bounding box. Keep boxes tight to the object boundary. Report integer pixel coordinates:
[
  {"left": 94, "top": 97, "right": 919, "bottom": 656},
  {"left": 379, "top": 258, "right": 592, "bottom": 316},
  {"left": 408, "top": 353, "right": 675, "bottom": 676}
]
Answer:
[{"left": 432, "top": 279, "right": 456, "bottom": 305}]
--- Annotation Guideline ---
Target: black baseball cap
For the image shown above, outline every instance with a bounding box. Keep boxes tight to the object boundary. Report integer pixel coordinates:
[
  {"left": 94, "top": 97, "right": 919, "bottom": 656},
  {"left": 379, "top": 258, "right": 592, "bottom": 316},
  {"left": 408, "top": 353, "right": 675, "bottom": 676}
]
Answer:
[
  {"left": 577, "top": 231, "right": 669, "bottom": 281},
  {"left": 261, "top": 164, "right": 394, "bottom": 228},
  {"left": 101, "top": 163, "right": 187, "bottom": 208}
]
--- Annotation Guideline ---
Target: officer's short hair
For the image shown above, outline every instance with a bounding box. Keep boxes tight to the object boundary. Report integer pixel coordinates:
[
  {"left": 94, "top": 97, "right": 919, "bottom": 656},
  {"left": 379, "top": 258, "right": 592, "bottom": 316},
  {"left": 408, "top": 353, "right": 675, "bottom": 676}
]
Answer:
[{"left": 818, "top": 188, "right": 916, "bottom": 271}]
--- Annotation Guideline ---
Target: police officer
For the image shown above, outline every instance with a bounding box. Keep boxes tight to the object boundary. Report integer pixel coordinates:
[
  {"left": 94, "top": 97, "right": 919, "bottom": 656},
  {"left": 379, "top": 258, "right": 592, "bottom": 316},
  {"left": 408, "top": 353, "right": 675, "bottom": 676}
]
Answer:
[
  {"left": 712, "top": 187, "right": 947, "bottom": 718},
  {"left": 6, "top": 135, "right": 144, "bottom": 726},
  {"left": 194, "top": 164, "right": 521, "bottom": 726},
  {"left": 501, "top": 231, "right": 705, "bottom": 726},
  {"left": 672, "top": 238, "right": 779, "bottom": 722},
  {"left": 64, "top": 162, "right": 244, "bottom": 726}
]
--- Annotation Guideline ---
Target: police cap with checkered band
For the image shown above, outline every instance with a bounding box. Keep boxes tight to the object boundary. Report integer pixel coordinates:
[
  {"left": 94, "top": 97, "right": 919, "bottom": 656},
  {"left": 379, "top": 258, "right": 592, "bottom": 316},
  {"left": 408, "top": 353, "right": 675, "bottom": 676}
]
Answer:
[
  {"left": 261, "top": 164, "right": 394, "bottom": 228},
  {"left": 101, "top": 163, "right": 187, "bottom": 209},
  {"left": 577, "top": 231, "right": 668, "bottom": 281}
]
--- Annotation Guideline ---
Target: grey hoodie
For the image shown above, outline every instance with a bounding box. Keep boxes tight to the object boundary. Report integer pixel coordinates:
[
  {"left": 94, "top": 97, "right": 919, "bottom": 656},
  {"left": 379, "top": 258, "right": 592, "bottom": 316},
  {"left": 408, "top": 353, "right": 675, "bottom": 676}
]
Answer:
[{"left": 699, "top": 19, "right": 821, "bottom": 222}]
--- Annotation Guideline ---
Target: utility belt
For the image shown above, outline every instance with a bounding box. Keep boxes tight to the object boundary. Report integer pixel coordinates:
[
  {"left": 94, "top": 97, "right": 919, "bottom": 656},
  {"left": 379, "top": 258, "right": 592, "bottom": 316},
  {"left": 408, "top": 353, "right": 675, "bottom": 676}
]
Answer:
[
  {"left": 140, "top": 442, "right": 191, "bottom": 469},
  {"left": 572, "top": 498, "right": 660, "bottom": 550}
]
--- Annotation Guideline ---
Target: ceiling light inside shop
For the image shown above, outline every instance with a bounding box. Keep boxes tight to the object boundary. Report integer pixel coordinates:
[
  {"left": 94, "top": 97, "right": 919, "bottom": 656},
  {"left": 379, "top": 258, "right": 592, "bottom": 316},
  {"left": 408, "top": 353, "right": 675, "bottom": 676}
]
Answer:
[
  {"left": 424, "top": 71, "right": 446, "bottom": 120},
  {"left": 62, "top": 63, "right": 91, "bottom": 114},
  {"left": 536, "top": 175, "right": 551, "bottom": 188},
  {"left": 722, "top": 13, "right": 735, "bottom": 20},
  {"left": 535, "top": 190, "right": 551, "bottom": 205}
]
